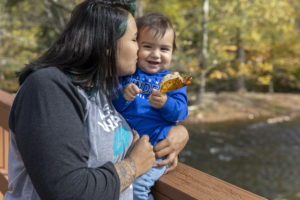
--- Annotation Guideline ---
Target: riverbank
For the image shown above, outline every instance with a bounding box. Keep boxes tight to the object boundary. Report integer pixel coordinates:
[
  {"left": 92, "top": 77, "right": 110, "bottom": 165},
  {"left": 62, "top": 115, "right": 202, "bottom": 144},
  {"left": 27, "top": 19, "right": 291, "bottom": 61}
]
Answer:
[{"left": 184, "top": 92, "right": 300, "bottom": 124}]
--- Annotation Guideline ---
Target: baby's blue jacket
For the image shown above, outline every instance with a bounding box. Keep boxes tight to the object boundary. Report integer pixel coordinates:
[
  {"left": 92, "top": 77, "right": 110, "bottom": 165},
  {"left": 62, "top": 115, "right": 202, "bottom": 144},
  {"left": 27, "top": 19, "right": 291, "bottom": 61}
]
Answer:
[{"left": 112, "top": 68, "right": 188, "bottom": 146}]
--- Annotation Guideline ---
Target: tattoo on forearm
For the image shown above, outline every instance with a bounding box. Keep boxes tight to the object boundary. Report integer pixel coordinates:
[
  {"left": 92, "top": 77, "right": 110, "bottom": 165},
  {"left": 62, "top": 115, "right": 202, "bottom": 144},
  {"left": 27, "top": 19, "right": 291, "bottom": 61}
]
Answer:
[{"left": 115, "top": 157, "right": 136, "bottom": 192}]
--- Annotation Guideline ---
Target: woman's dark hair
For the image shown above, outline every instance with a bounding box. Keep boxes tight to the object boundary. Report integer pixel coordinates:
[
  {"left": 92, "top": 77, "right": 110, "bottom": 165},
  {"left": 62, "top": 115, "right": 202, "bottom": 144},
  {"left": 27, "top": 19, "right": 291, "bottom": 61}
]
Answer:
[
  {"left": 19, "top": 0, "right": 136, "bottom": 97},
  {"left": 136, "top": 12, "right": 176, "bottom": 51}
]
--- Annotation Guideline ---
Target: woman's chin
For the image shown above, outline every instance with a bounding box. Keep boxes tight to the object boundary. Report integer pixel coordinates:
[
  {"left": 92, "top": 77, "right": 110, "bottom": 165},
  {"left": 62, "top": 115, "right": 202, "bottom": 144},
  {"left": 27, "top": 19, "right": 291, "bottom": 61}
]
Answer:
[
  {"left": 119, "top": 68, "right": 136, "bottom": 77},
  {"left": 129, "top": 67, "right": 137, "bottom": 75}
]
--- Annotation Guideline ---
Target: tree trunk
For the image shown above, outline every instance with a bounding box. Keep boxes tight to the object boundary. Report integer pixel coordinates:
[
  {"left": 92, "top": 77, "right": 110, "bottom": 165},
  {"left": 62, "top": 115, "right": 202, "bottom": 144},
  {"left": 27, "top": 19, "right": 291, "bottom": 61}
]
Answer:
[
  {"left": 197, "top": 0, "right": 209, "bottom": 105},
  {"left": 197, "top": 71, "right": 206, "bottom": 105},
  {"left": 135, "top": 0, "right": 144, "bottom": 18},
  {"left": 235, "top": 27, "right": 246, "bottom": 92},
  {"left": 268, "top": 80, "right": 274, "bottom": 93}
]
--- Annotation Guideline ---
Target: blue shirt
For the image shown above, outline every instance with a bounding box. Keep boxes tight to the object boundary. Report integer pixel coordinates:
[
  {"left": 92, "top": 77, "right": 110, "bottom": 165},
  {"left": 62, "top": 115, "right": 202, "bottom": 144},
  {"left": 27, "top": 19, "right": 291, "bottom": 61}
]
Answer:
[{"left": 112, "top": 68, "right": 188, "bottom": 146}]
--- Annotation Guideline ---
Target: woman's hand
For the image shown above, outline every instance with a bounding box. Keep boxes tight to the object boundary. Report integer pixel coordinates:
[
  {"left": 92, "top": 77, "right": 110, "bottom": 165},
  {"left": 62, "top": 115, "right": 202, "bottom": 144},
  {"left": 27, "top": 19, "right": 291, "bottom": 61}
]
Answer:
[
  {"left": 154, "top": 125, "right": 189, "bottom": 173},
  {"left": 125, "top": 130, "right": 140, "bottom": 157},
  {"left": 115, "top": 134, "right": 155, "bottom": 192},
  {"left": 128, "top": 135, "right": 155, "bottom": 177}
]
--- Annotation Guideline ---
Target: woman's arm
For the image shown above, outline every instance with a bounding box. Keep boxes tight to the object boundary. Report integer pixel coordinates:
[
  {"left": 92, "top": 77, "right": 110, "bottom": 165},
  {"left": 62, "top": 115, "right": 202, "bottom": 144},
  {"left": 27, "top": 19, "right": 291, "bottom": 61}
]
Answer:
[
  {"left": 115, "top": 134, "right": 155, "bottom": 192},
  {"left": 114, "top": 158, "right": 136, "bottom": 192},
  {"left": 10, "top": 68, "right": 154, "bottom": 199},
  {"left": 154, "top": 125, "right": 189, "bottom": 173}
]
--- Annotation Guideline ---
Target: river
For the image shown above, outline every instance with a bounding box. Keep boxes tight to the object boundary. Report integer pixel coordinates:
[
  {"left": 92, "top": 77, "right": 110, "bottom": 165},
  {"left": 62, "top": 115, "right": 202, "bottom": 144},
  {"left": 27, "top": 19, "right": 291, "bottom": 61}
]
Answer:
[{"left": 181, "top": 116, "right": 300, "bottom": 199}]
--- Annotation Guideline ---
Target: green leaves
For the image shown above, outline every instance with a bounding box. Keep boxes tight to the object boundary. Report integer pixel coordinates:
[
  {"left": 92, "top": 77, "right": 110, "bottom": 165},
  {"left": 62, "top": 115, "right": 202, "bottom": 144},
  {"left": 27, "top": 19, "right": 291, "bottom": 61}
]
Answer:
[
  {"left": 1, "top": 0, "right": 300, "bottom": 93},
  {"left": 139, "top": 0, "right": 300, "bottom": 92}
]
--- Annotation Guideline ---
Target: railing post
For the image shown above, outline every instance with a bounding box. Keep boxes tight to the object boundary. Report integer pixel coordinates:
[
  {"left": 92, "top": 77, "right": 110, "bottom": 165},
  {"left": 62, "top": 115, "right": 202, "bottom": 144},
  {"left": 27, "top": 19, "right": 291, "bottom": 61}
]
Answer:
[{"left": 0, "top": 90, "right": 14, "bottom": 198}]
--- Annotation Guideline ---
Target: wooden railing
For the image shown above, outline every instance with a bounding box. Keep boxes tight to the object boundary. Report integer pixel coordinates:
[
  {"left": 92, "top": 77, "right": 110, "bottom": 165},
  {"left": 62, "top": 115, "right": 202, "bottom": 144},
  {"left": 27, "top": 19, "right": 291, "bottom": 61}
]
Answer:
[
  {"left": 0, "top": 90, "right": 13, "bottom": 200},
  {"left": 0, "top": 89, "right": 267, "bottom": 200}
]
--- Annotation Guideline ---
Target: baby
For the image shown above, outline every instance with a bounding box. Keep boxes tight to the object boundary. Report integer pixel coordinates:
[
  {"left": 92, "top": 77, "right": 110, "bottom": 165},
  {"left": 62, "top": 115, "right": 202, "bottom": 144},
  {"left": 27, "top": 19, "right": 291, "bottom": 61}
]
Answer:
[{"left": 113, "top": 12, "right": 188, "bottom": 200}]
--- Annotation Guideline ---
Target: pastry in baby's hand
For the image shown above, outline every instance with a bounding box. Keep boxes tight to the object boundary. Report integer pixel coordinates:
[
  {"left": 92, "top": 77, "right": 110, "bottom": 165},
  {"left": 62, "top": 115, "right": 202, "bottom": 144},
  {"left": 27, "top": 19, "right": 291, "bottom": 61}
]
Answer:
[{"left": 159, "top": 72, "right": 192, "bottom": 93}]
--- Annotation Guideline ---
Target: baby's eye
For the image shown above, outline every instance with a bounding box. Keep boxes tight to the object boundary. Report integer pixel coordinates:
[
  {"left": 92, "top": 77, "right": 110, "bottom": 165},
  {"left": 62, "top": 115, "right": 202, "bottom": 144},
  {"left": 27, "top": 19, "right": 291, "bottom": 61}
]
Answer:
[
  {"left": 143, "top": 45, "right": 152, "bottom": 49},
  {"left": 161, "top": 48, "right": 170, "bottom": 51}
]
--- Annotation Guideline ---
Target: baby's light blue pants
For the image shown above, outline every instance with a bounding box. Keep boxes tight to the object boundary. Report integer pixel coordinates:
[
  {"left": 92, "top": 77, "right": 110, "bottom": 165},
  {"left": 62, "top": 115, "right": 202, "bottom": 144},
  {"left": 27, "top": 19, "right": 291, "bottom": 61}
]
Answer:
[{"left": 133, "top": 157, "right": 167, "bottom": 200}]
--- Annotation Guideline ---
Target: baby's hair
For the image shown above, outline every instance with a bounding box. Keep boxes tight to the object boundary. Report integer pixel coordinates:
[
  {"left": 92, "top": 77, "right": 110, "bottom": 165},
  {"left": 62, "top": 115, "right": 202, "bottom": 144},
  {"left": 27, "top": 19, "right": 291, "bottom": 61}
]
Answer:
[{"left": 136, "top": 12, "right": 176, "bottom": 50}]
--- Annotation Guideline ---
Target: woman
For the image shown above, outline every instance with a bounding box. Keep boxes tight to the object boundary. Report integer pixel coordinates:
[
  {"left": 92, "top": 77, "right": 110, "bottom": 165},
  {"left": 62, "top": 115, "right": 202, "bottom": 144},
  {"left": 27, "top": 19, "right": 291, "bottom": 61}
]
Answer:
[{"left": 5, "top": 0, "right": 188, "bottom": 199}]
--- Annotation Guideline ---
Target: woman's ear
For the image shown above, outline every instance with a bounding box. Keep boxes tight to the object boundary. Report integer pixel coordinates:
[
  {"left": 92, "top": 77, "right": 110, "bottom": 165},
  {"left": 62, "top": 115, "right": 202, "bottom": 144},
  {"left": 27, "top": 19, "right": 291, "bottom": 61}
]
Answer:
[{"left": 106, "top": 49, "right": 110, "bottom": 56}]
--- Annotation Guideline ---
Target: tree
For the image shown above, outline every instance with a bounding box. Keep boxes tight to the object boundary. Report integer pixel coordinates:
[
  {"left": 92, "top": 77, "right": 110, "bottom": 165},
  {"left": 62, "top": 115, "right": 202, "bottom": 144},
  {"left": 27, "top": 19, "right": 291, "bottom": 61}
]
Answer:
[
  {"left": 1, "top": 0, "right": 300, "bottom": 93},
  {"left": 0, "top": 0, "right": 81, "bottom": 92},
  {"left": 197, "top": 0, "right": 209, "bottom": 105}
]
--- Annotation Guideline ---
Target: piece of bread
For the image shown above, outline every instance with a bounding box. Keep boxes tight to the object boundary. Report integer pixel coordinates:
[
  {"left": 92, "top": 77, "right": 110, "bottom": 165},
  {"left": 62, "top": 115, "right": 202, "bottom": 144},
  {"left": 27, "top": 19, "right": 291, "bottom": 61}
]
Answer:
[{"left": 160, "top": 72, "right": 192, "bottom": 93}]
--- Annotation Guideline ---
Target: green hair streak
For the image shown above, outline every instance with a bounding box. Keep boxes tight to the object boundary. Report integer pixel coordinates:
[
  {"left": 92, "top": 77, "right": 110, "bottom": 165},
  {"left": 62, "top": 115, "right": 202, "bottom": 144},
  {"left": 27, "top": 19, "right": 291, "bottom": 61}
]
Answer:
[
  {"left": 122, "top": 0, "right": 136, "bottom": 15},
  {"left": 119, "top": 0, "right": 136, "bottom": 36}
]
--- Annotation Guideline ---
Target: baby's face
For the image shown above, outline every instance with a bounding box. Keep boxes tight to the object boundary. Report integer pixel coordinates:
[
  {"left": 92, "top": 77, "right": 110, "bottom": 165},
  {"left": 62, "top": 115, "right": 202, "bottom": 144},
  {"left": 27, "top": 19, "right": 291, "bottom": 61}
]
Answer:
[{"left": 137, "top": 28, "right": 173, "bottom": 74}]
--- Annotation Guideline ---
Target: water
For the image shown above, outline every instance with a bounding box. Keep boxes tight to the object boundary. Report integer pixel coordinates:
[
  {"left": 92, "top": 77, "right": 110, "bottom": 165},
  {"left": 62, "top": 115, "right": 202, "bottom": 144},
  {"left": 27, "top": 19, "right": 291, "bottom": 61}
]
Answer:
[{"left": 180, "top": 117, "right": 300, "bottom": 199}]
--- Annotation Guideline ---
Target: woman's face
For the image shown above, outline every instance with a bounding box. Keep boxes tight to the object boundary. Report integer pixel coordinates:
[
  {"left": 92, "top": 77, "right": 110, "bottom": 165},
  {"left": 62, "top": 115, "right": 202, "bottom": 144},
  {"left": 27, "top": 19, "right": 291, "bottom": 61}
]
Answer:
[{"left": 116, "top": 14, "right": 138, "bottom": 77}]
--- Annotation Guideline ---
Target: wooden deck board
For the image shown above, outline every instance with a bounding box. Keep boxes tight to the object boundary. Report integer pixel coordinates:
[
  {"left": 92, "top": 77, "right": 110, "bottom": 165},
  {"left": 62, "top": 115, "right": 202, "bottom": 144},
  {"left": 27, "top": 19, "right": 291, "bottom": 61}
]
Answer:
[
  {"left": 0, "top": 173, "right": 8, "bottom": 197},
  {"left": 153, "top": 163, "right": 267, "bottom": 200},
  {"left": 0, "top": 128, "right": 4, "bottom": 170}
]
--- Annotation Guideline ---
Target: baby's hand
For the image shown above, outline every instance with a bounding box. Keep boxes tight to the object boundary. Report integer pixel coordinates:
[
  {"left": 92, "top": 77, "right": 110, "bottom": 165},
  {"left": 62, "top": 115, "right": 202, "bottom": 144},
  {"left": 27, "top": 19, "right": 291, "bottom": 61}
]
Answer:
[
  {"left": 123, "top": 83, "right": 141, "bottom": 101},
  {"left": 149, "top": 89, "right": 167, "bottom": 108}
]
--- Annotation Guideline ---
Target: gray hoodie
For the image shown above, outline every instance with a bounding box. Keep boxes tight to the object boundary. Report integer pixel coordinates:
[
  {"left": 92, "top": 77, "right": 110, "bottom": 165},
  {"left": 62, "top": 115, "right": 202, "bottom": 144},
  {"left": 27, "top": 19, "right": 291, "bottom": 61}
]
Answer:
[{"left": 5, "top": 67, "right": 133, "bottom": 200}]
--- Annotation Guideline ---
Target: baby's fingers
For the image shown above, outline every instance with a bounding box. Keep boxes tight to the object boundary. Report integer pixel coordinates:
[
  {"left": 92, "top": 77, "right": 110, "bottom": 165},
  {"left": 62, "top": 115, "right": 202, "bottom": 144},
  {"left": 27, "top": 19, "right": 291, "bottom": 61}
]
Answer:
[
  {"left": 151, "top": 89, "right": 162, "bottom": 97},
  {"left": 133, "top": 85, "right": 142, "bottom": 95},
  {"left": 129, "top": 84, "right": 141, "bottom": 95}
]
